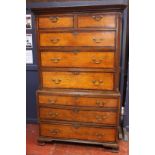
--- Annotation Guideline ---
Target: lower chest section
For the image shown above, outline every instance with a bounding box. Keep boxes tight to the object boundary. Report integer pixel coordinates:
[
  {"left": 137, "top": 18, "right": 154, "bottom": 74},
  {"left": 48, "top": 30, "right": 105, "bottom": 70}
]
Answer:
[{"left": 37, "top": 90, "right": 120, "bottom": 143}]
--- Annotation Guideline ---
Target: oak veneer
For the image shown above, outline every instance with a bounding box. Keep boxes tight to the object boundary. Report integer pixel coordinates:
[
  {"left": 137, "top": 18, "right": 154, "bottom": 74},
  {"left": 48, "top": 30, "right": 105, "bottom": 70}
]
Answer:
[
  {"left": 41, "top": 51, "right": 115, "bottom": 68},
  {"left": 38, "top": 15, "right": 74, "bottom": 28},
  {"left": 38, "top": 94, "right": 118, "bottom": 108},
  {"left": 42, "top": 71, "right": 114, "bottom": 90},
  {"left": 40, "top": 123, "right": 116, "bottom": 142},
  {"left": 39, "top": 31, "right": 115, "bottom": 47},
  {"left": 39, "top": 107, "right": 117, "bottom": 125},
  {"left": 77, "top": 14, "right": 116, "bottom": 28},
  {"left": 36, "top": 89, "right": 121, "bottom": 149}
]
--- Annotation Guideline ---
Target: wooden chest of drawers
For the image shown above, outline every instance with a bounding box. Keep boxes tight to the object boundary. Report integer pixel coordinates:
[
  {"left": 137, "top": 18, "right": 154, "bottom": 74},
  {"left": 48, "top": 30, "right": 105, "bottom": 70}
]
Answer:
[
  {"left": 32, "top": 2, "right": 125, "bottom": 150},
  {"left": 36, "top": 90, "right": 120, "bottom": 147}
]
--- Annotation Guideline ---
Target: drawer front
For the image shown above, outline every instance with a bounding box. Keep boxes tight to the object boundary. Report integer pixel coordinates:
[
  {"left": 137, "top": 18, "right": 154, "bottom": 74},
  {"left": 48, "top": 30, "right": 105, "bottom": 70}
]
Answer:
[
  {"left": 39, "top": 95, "right": 75, "bottom": 106},
  {"left": 38, "top": 94, "right": 118, "bottom": 108},
  {"left": 41, "top": 52, "right": 114, "bottom": 69},
  {"left": 40, "top": 123, "right": 116, "bottom": 142},
  {"left": 38, "top": 16, "right": 74, "bottom": 28},
  {"left": 40, "top": 32, "right": 115, "bottom": 47},
  {"left": 39, "top": 107, "right": 117, "bottom": 125},
  {"left": 42, "top": 71, "right": 114, "bottom": 90},
  {"left": 77, "top": 97, "right": 118, "bottom": 108},
  {"left": 78, "top": 14, "right": 116, "bottom": 28}
]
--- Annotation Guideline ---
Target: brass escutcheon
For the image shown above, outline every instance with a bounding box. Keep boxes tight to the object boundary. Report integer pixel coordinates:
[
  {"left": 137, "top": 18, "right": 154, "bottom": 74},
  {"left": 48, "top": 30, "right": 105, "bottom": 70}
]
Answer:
[
  {"left": 50, "top": 57, "right": 61, "bottom": 63},
  {"left": 52, "top": 79, "right": 61, "bottom": 84},
  {"left": 92, "top": 15, "right": 103, "bottom": 21},
  {"left": 50, "top": 38, "right": 60, "bottom": 44},
  {"left": 50, "top": 129, "right": 60, "bottom": 135}
]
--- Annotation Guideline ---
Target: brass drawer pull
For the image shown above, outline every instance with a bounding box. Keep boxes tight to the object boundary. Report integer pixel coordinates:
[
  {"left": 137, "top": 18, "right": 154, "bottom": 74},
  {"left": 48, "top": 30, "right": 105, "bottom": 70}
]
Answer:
[
  {"left": 95, "top": 133, "right": 105, "bottom": 139},
  {"left": 48, "top": 112, "right": 58, "bottom": 118},
  {"left": 48, "top": 99, "right": 56, "bottom": 104},
  {"left": 92, "top": 15, "right": 103, "bottom": 21},
  {"left": 49, "top": 16, "right": 59, "bottom": 23},
  {"left": 50, "top": 58, "right": 61, "bottom": 63},
  {"left": 96, "top": 101, "right": 106, "bottom": 106},
  {"left": 92, "top": 58, "right": 104, "bottom": 64},
  {"left": 93, "top": 38, "right": 104, "bottom": 43},
  {"left": 50, "top": 129, "right": 60, "bottom": 135},
  {"left": 92, "top": 80, "right": 103, "bottom": 86},
  {"left": 52, "top": 79, "right": 61, "bottom": 84},
  {"left": 96, "top": 115, "right": 108, "bottom": 121},
  {"left": 50, "top": 38, "right": 60, "bottom": 44}
]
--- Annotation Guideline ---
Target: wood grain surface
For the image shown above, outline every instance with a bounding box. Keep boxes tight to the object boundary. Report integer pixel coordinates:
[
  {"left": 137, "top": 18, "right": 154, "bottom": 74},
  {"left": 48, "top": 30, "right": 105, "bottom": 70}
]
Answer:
[
  {"left": 40, "top": 31, "right": 115, "bottom": 47},
  {"left": 40, "top": 123, "right": 116, "bottom": 142},
  {"left": 42, "top": 71, "right": 114, "bottom": 90},
  {"left": 41, "top": 51, "right": 115, "bottom": 68}
]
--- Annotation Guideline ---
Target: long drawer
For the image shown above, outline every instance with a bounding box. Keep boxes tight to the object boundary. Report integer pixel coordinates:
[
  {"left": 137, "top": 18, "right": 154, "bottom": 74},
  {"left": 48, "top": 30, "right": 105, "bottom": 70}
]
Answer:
[
  {"left": 41, "top": 51, "right": 114, "bottom": 69},
  {"left": 40, "top": 123, "right": 116, "bottom": 142},
  {"left": 39, "top": 31, "right": 115, "bottom": 47},
  {"left": 42, "top": 71, "right": 114, "bottom": 90},
  {"left": 39, "top": 107, "right": 117, "bottom": 125},
  {"left": 38, "top": 94, "right": 118, "bottom": 108}
]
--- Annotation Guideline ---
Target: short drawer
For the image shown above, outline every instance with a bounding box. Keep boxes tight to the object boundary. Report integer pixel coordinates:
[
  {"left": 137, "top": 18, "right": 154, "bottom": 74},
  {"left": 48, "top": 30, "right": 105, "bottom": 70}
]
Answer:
[
  {"left": 78, "top": 14, "right": 116, "bottom": 28},
  {"left": 38, "top": 16, "right": 74, "bottom": 28},
  {"left": 39, "top": 95, "right": 75, "bottom": 106},
  {"left": 39, "top": 107, "right": 117, "bottom": 125},
  {"left": 41, "top": 51, "right": 114, "bottom": 69},
  {"left": 40, "top": 31, "right": 115, "bottom": 47},
  {"left": 40, "top": 123, "right": 116, "bottom": 142},
  {"left": 38, "top": 94, "right": 118, "bottom": 108},
  {"left": 77, "top": 97, "right": 118, "bottom": 108},
  {"left": 42, "top": 71, "right": 114, "bottom": 90}
]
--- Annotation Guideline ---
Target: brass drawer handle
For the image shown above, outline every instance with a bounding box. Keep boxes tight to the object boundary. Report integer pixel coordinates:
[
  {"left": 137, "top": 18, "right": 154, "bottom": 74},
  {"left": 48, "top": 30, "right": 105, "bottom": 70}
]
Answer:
[
  {"left": 96, "top": 115, "right": 108, "bottom": 121},
  {"left": 48, "top": 112, "right": 58, "bottom": 118},
  {"left": 49, "top": 16, "right": 59, "bottom": 23},
  {"left": 92, "top": 80, "right": 103, "bottom": 86},
  {"left": 92, "top": 15, "right": 103, "bottom": 21},
  {"left": 50, "top": 38, "right": 60, "bottom": 44},
  {"left": 93, "top": 38, "right": 104, "bottom": 43},
  {"left": 50, "top": 58, "right": 61, "bottom": 63},
  {"left": 92, "top": 58, "right": 104, "bottom": 64},
  {"left": 95, "top": 133, "right": 105, "bottom": 139},
  {"left": 96, "top": 101, "right": 106, "bottom": 106},
  {"left": 48, "top": 99, "right": 56, "bottom": 104},
  {"left": 50, "top": 129, "right": 60, "bottom": 135},
  {"left": 52, "top": 79, "right": 61, "bottom": 84}
]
